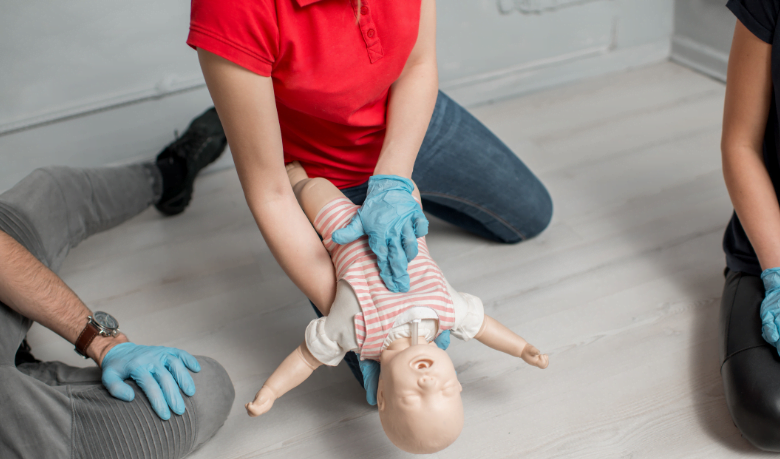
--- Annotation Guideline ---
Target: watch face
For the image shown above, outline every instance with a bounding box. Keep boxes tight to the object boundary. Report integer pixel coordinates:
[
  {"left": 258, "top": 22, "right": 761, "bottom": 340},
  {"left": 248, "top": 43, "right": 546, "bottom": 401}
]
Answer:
[{"left": 93, "top": 311, "right": 118, "bottom": 330}]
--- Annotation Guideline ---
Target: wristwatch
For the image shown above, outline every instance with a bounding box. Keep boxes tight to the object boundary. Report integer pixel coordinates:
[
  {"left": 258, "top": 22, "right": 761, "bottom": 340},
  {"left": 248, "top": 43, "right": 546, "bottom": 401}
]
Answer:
[{"left": 74, "top": 311, "right": 120, "bottom": 358}]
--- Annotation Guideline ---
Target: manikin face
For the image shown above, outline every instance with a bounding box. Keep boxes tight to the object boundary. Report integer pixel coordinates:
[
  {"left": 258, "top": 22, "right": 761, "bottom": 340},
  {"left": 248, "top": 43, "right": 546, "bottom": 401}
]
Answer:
[{"left": 377, "top": 341, "right": 464, "bottom": 453}]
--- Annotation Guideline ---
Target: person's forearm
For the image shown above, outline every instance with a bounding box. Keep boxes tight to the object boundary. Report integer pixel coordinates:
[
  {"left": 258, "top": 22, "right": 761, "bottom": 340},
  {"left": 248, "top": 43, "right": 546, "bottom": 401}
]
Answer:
[
  {"left": 262, "top": 342, "right": 322, "bottom": 400},
  {"left": 374, "top": 62, "right": 437, "bottom": 178},
  {"left": 723, "top": 146, "right": 780, "bottom": 270},
  {"left": 245, "top": 185, "right": 337, "bottom": 312},
  {"left": 373, "top": 0, "right": 438, "bottom": 179},
  {"left": 474, "top": 314, "right": 528, "bottom": 357},
  {"left": 199, "top": 49, "right": 338, "bottom": 312},
  {"left": 0, "top": 231, "right": 127, "bottom": 364},
  {"left": 721, "top": 20, "right": 778, "bottom": 271}
]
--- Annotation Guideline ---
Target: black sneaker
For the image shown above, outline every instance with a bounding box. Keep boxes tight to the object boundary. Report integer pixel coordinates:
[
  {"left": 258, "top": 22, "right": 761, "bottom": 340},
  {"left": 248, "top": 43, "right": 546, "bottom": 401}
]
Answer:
[
  {"left": 155, "top": 107, "right": 228, "bottom": 216},
  {"left": 15, "top": 339, "right": 40, "bottom": 366}
]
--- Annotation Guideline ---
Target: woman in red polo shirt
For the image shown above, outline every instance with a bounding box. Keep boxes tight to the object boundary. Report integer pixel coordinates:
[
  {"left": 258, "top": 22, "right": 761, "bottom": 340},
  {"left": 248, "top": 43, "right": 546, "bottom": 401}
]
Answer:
[{"left": 188, "top": 0, "right": 551, "bottom": 379}]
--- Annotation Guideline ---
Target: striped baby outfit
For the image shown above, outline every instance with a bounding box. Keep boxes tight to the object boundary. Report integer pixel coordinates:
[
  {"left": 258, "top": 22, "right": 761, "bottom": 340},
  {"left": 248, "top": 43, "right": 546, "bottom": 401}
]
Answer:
[{"left": 313, "top": 197, "right": 455, "bottom": 361}]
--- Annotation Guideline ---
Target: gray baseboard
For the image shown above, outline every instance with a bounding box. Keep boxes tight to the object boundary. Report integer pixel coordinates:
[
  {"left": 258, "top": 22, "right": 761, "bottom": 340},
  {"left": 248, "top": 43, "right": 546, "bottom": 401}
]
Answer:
[
  {"left": 0, "top": 38, "right": 673, "bottom": 192},
  {"left": 442, "top": 39, "right": 671, "bottom": 107},
  {"left": 0, "top": 76, "right": 207, "bottom": 137},
  {"left": 670, "top": 35, "right": 729, "bottom": 82}
]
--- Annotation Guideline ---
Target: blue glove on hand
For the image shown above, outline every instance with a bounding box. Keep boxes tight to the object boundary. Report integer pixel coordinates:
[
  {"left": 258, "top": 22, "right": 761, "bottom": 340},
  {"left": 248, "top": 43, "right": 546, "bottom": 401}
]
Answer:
[
  {"left": 101, "top": 342, "right": 201, "bottom": 420},
  {"left": 761, "top": 268, "right": 780, "bottom": 351},
  {"left": 360, "top": 330, "right": 451, "bottom": 406},
  {"left": 332, "top": 175, "right": 428, "bottom": 293}
]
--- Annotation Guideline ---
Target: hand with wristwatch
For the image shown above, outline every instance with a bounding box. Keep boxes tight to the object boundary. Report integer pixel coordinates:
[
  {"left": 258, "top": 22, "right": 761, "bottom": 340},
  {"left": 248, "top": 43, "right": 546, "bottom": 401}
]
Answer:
[{"left": 75, "top": 311, "right": 202, "bottom": 420}]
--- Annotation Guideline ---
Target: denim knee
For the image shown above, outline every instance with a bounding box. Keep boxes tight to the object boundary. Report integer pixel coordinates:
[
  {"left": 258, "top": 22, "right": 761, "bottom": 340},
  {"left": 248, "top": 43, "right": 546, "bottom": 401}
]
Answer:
[{"left": 520, "top": 183, "right": 553, "bottom": 241}]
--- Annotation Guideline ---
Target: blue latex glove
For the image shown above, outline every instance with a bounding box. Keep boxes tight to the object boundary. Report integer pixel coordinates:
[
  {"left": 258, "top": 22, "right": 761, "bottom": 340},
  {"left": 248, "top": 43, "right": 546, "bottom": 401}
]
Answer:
[
  {"left": 360, "top": 330, "right": 451, "bottom": 406},
  {"left": 332, "top": 175, "right": 428, "bottom": 293},
  {"left": 101, "top": 342, "right": 201, "bottom": 420},
  {"left": 761, "top": 268, "right": 780, "bottom": 350}
]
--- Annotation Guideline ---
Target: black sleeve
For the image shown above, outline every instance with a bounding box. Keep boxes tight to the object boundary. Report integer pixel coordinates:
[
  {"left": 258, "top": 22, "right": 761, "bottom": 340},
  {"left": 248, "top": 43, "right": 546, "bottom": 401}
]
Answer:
[{"left": 727, "top": 0, "right": 780, "bottom": 43}]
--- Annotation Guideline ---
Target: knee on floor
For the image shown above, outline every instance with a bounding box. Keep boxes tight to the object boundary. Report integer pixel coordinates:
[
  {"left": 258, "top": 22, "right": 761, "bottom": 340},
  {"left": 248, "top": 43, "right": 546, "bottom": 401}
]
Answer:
[
  {"left": 499, "top": 185, "right": 553, "bottom": 244},
  {"left": 522, "top": 183, "right": 554, "bottom": 241},
  {"left": 190, "top": 356, "right": 235, "bottom": 447},
  {"left": 722, "top": 346, "right": 780, "bottom": 451}
]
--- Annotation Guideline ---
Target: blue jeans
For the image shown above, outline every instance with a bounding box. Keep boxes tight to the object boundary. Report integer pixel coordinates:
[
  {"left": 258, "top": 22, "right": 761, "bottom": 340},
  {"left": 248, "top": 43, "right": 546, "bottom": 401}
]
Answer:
[
  {"left": 344, "top": 91, "right": 552, "bottom": 241},
  {"left": 319, "top": 91, "right": 553, "bottom": 386}
]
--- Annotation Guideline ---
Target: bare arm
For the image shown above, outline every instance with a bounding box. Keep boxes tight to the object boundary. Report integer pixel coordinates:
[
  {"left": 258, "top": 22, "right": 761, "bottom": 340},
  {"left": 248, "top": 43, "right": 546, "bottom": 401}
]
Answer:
[
  {"left": 722, "top": 20, "right": 780, "bottom": 270},
  {"left": 197, "top": 50, "right": 337, "bottom": 311},
  {"left": 372, "top": 0, "right": 438, "bottom": 178},
  {"left": 0, "top": 231, "right": 127, "bottom": 364},
  {"left": 475, "top": 315, "right": 548, "bottom": 369},
  {"left": 245, "top": 341, "right": 323, "bottom": 417}
]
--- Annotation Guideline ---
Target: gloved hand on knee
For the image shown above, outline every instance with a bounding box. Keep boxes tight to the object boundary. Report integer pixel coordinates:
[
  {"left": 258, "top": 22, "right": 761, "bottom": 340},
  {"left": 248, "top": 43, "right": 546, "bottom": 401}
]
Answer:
[
  {"left": 331, "top": 175, "right": 428, "bottom": 293},
  {"left": 359, "top": 330, "right": 451, "bottom": 406},
  {"left": 760, "top": 267, "right": 780, "bottom": 351},
  {"left": 101, "top": 342, "right": 201, "bottom": 420}
]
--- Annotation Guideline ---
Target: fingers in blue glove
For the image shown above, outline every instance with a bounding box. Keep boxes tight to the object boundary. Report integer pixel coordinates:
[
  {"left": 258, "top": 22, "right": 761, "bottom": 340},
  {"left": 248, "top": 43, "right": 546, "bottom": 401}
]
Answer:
[
  {"left": 763, "top": 324, "right": 778, "bottom": 344},
  {"left": 401, "top": 222, "right": 419, "bottom": 262},
  {"left": 131, "top": 367, "right": 172, "bottom": 420},
  {"left": 369, "top": 235, "right": 396, "bottom": 292},
  {"left": 149, "top": 362, "right": 187, "bottom": 416},
  {"left": 434, "top": 330, "right": 451, "bottom": 350},
  {"left": 102, "top": 369, "right": 136, "bottom": 402},
  {"left": 412, "top": 210, "right": 428, "bottom": 238},
  {"left": 101, "top": 343, "right": 200, "bottom": 421},
  {"left": 359, "top": 357, "right": 380, "bottom": 406},
  {"left": 773, "top": 315, "right": 780, "bottom": 346},
  {"left": 332, "top": 215, "right": 365, "bottom": 245},
  {"left": 762, "top": 310, "right": 780, "bottom": 344},
  {"left": 386, "top": 238, "right": 410, "bottom": 293},
  {"left": 165, "top": 354, "right": 197, "bottom": 397},
  {"left": 174, "top": 349, "right": 201, "bottom": 373}
]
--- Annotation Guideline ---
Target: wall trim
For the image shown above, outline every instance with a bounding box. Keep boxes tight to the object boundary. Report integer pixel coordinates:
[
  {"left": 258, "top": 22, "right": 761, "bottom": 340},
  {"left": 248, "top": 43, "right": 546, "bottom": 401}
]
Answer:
[
  {"left": 498, "top": 0, "right": 608, "bottom": 15},
  {"left": 0, "top": 76, "right": 206, "bottom": 137},
  {"left": 442, "top": 39, "right": 671, "bottom": 107},
  {"left": 1, "top": 39, "right": 671, "bottom": 137},
  {"left": 669, "top": 35, "right": 728, "bottom": 82}
]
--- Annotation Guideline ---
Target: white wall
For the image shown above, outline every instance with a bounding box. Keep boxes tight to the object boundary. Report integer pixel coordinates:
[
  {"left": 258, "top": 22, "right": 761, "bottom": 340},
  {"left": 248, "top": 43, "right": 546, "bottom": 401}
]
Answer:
[
  {"left": 440, "top": 0, "right": 674, "bottom": 105},
  {"left": 0, "top": 1, "right": 202, "bottom": 136},
  {"left": 0, "top": 0, "right": 674, "bottom": 190},
  {"left": 671, "top": 0, "right": 735, "bottom": 82}
]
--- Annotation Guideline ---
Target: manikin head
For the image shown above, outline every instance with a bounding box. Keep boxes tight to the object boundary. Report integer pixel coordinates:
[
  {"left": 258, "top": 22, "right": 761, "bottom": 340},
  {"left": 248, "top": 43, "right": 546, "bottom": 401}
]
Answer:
[{"left": 377, "top": 341, "right": 464, "bottom": 454}]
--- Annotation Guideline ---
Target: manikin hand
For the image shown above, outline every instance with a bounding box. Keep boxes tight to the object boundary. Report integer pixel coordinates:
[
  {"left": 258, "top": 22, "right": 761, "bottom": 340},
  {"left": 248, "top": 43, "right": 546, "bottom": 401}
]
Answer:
[
  {"left": 331, "top": 175, "right": 428, "bottom": 293},
  {"left": 246, "top": 386, "right": 277, "bottom": 417},
  {"left": 360, "top": 330, "right": 451, "bottom": 406},
  {"left": 520, "top": 343, "right": 549, "bottom": 369},
  {"left": 760, "top": 267, "right": 780, "bottom": 351},
  {"left": 101, "top": 342, "right": 201, "bottom": 420}
]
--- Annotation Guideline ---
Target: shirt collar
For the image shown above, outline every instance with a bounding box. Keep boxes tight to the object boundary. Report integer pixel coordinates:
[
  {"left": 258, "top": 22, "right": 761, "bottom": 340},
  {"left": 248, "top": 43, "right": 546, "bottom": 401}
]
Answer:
[{"left": 295, "top": 0, "right": 326, "bottom": 7}]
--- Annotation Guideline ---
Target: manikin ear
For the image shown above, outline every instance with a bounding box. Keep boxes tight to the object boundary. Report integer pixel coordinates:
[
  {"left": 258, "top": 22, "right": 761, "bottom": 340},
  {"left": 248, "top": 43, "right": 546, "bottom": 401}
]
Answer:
[{"left": 377, "top": 387, "right": 386, "bottom": 411}]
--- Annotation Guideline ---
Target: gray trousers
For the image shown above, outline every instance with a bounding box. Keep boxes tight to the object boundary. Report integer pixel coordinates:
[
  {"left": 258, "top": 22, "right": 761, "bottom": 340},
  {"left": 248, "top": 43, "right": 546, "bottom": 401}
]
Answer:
[{"left": 0, "top": 165, "right": 235, "bottom": 459}]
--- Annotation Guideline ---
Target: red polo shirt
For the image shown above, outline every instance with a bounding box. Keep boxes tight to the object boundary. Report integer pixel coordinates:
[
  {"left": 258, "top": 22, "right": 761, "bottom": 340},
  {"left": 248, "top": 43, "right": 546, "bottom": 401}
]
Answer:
[{"left": 187, "top": 0, "right": 421, "bottom": 189}]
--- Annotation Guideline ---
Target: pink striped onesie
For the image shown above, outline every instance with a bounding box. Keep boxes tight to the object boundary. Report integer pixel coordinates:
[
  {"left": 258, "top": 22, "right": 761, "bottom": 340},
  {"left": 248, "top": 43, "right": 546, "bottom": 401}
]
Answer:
[{"left": 313, "top": 197, "right": 456, "bottom": 361}]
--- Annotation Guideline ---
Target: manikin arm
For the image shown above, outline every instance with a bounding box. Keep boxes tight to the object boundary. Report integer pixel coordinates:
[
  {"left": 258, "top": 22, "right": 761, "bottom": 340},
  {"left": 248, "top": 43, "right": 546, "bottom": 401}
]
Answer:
[
  {"left": 246, "top": 341, "right": 324, "bottom": 417},
  {"left": 198, "top": 49, "right": 337, "bottom": 313},
  {"left": 475, "top": 315, "right": 549, "bottom": 369}
]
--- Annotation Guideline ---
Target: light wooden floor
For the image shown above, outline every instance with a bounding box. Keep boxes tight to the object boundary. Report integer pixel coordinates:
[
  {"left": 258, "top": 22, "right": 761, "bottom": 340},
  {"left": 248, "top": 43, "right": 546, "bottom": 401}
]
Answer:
[{"left": 19, "top": 62, "right": 763, "bottom": 458}]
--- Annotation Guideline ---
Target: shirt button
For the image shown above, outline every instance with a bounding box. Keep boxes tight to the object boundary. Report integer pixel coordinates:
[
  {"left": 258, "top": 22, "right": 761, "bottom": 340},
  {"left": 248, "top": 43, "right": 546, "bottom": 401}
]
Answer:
[
  {"left": 361, "top": 5, "right": 369, "bottom": 15},
  {"left": 367, "top": 28, "right": 375, "bottom": 38}
]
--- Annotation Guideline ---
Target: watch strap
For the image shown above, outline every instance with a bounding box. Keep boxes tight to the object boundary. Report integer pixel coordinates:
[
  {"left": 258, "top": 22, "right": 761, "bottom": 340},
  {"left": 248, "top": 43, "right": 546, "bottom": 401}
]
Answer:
[{"left": 75, "top": 318, "right": 100, "bottom": 358}]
